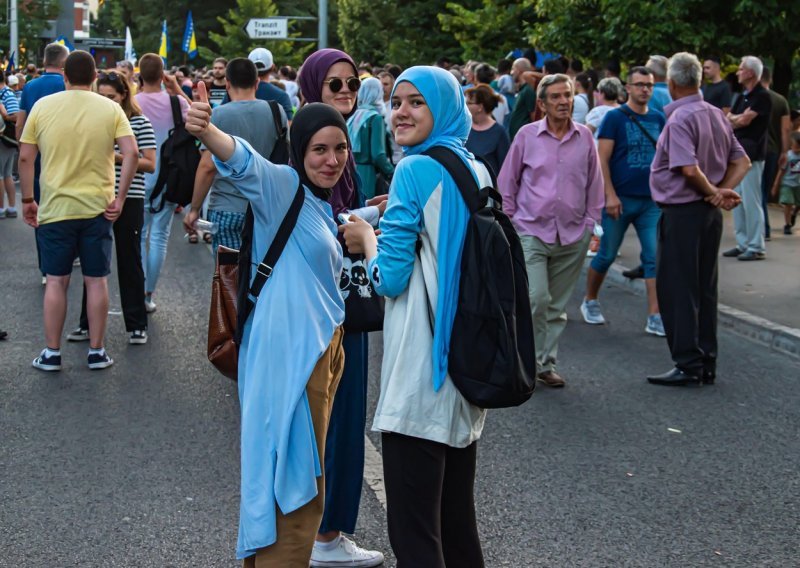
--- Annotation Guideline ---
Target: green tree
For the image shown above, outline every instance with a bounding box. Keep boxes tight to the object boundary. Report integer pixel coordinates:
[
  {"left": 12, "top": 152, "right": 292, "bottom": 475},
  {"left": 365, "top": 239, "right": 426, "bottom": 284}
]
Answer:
[
  {"left": 1, "top": 0, "right": 61, "bottom": 66},
  {"left": 438, "top": 0, "right": 537, "bottom": 63},
  {"left": 201, "top": 0, "right": 312, "bottom": 68}
]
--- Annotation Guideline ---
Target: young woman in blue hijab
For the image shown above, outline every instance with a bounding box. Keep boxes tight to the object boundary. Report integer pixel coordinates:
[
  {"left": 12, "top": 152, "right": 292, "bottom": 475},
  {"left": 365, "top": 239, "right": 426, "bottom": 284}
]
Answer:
[
  {"left": 186, "top": 84, "right": 349, "bottom": 566},
  {"left": 342, "top": 66, "right": 490, "bottom": 567},
  {"left": 347, "top": 77, "right": 394, "bottom": 199}
]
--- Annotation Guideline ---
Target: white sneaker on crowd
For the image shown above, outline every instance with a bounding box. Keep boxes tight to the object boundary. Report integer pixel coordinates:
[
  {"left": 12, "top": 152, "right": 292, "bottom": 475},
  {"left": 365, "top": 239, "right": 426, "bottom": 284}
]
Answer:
[
  {"left": 41, "top": 276, "right": 47, "bottom": 286},
  {"left": 645, "top": 314, "right": 666, "bottom": 337},
  {"left": 310, "top": 535, "right": 385, "bottom": 567},
  {"left": 580, "top": 298, "right": 606, "bottom": 325},
  {"left": 129, "top": 330, "right": 148, "bottom": 345},
  {"left": 144, "top": 298, "right": 157, "bottom": 313}
]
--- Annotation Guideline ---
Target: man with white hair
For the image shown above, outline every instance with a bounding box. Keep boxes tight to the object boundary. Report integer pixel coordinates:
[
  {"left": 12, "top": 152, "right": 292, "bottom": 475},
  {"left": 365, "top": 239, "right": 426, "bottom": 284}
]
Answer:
[
  {"left": 722, "top": 55, "right": 771, "bottom": 261},
  {"left": 499, "top": 74, "right": 604, "bottom": 387},
  {"left": 647, "top": 52, "right": 750, "bottom": 386},
  {"left": 646, "top": 55, "right": 672, "bottom": 114}
]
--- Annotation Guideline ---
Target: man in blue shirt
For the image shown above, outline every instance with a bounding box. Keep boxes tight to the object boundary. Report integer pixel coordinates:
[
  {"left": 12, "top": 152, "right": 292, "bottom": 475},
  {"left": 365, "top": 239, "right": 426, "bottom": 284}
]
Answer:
[
  {"left": 16, "top": 42, "right": 68, "bottom": 281},
  {"left": 581, "top": 66, "right": 667, "bottom": 336},
  {"left": 221, "top": 47, "right": 293, "bottom": 120},
  {"left": 647, "top": 55, "right": 672, "bottom": 114}
]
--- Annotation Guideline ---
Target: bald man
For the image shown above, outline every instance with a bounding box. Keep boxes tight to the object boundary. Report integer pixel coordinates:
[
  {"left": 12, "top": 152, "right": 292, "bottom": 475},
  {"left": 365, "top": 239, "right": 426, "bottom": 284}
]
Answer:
[{"left": 507, "top": 58, "right": 538, "bottom": 139}]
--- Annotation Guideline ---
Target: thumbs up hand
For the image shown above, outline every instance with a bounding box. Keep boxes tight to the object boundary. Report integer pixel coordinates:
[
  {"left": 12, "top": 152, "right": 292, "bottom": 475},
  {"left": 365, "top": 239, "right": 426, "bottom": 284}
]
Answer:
[{"left": 186, "top": 81, "right": 213, "bottom": 137}]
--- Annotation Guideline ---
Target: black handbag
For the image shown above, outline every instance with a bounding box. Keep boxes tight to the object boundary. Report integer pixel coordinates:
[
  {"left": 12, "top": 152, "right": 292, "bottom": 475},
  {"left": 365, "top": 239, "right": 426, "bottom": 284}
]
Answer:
[{"left": 340, "top": 247, "right": 384, "bottom": 332}]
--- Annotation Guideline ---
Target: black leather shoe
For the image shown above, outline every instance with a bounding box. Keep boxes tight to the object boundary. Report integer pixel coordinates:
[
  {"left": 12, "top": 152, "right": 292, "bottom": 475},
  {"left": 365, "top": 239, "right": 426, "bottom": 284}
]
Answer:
[
  {"left": 702, "top": 370, "right": 715, "bottom": 385},
  {"left": 722, "top": 247, "right": 743, "bottom": 257},
  {"left": 647, "top": 368, "right": 701, "bottom": 386},
  {"left": 622, "top": 265, "right": 644, "bottom": 279}
]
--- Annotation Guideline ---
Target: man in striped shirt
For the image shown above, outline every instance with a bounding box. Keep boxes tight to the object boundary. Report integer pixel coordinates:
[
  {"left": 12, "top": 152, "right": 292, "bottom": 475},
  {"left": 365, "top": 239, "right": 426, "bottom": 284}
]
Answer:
[{"left": 0, "top": 72, "right": 20, "bottom": 218}]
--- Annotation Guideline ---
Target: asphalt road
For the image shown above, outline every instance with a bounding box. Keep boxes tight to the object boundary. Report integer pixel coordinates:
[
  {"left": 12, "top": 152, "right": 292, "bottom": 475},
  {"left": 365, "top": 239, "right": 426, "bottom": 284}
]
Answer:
[{"left": 1, "top": 213, "right": 798, "bottom": 567}]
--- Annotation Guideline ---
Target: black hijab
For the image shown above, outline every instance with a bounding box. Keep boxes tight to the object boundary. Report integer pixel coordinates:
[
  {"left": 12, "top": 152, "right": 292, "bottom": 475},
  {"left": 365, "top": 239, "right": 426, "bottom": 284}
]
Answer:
[{"left": 289, "top": 103, "right": 351, "bottom": 202}]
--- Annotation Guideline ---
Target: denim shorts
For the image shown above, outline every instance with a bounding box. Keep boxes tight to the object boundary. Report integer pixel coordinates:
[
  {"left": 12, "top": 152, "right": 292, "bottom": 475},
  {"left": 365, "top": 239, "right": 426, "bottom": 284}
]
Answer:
[
  {"left": 37, "top": 214, "right": 113, "bottom": 277},
  {"left": 590, "top": 195, "right": 661, "bottom": 278}
]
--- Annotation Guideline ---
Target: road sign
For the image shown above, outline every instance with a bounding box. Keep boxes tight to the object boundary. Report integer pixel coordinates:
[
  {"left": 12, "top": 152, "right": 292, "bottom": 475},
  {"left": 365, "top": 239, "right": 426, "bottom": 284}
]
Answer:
[{"left": 244, "top": 18, "right": 289, "bottom": 40}]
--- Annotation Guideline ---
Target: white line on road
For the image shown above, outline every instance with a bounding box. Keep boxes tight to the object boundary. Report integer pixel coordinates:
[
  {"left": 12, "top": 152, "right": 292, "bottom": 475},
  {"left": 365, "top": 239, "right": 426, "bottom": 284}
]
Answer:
[{"left": 363, "top": 435, "right": 387, "bottom": 510}]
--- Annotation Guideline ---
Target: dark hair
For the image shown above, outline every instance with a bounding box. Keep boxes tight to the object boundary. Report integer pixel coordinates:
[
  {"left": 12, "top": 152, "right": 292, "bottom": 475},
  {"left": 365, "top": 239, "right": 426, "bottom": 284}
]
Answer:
[
  {"left": 497, "top": 59, "right": 512, "bottom": 74},
  {"left": 226, "top": 57, "right": 258, "bottom": 89},
  {"left": 97, "top": 72, "right": 141, "bottom": 117},
  {"left": 465, "top": 84, "right": 501, "bottom": 114},
  {"left": 628, "top": 66, "right": 652, "bottom": 82},
  {"left": 279, "top": 65, "right": 297, "bottom": 80},
  {"left": 43, "top": 43, "right": 69, "bottom": 67},
  {"left": 587, "top": 68, "right": 600, "bottom": 88},
  {"left": 575, "top": 73, "right": 595, "bottom": 110},
  {"left": 606, "top": 59, "right": 621, "bottom": 76},
  {"left": 543, "top": 59, "right": 565, "bottom": 75},
  {"left": 386, "top": 64, "right": 402, "bottom": 79},
  {"left": 705, "top": 56, "right": 722, "bottom": 65},
  {"left": 178, "top": 65, "right": 190, "bottom": 76},
  {"left": 436, "top": 56, "right": 451, "bottom": 68},
  {"left": 569, "top": 59, "right": 584, "bottom": 73},
  {"left": 64, "top": 50, "right": 95, "bottom": 86},
  {"left": 522, "top": 48, "right": 538, "bottom": 68},
  {"left": 475, "top": 63, "right": 495, "bottom": 85},
  {"left": 558, "top": 56, "right": 570, "bottom": 72},
  {"left": 761, "top": 66, "right": 771, "bottom": 83},
  {"left": 139, "top": 53, "right": 164, "bottom": 84}
]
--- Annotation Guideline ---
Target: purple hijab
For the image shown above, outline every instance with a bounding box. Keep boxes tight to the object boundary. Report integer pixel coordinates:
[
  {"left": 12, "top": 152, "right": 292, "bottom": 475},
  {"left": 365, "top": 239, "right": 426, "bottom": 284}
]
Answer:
[{"left": 298, "top": 49, "right": 360, "bottom": 215}]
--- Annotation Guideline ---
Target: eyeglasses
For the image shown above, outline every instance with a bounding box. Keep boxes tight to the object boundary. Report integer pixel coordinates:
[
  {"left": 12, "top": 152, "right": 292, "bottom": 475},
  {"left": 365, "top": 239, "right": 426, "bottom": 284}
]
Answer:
[
  {"left": 323, "top": 76, "right": 361, "bottom": 93},
  {"left": 630, "top": 82, "right": 654, "bottom": 90}
]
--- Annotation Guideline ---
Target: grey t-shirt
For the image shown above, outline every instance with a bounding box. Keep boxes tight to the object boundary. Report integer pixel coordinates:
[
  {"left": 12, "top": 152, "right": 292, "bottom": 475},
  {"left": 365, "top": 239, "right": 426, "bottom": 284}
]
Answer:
[{"left": 206, "top": 99, "right": 286, "bottom": 213}]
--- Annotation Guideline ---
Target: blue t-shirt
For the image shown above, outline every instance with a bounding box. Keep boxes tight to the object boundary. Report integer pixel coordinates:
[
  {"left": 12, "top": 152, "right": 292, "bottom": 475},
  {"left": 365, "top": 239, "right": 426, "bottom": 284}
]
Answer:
[
  {"left": 650, "top": 83, "right": 672, "bottom": 114},
  {"left": 19, "top": 72, "right": 65, "bottom": 114},
  {"left": 221, "top": 81, "right": 293, "bottom": 119},
  {"left": 597, "top": 105, "right": 665, "bottom": 198}
]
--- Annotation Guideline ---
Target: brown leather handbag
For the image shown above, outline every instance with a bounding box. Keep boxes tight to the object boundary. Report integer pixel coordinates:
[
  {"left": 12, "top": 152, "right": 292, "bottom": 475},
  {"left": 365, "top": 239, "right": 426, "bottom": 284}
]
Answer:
[
  {"left": 206, "top": 182, "right": 305, "bottom": 381},
  {"left": 208, "top": 246, "right": 240, "bottom": 381}
]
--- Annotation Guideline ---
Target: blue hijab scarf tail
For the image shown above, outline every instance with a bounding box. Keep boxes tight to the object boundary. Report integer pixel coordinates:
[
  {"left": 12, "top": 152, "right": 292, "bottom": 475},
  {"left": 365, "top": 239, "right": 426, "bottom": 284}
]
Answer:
[
  {"left": 392, "top": 66, "right": 475, "bottom": 392},
  {"left": 347, "top": 77, "right": 384, "bottom": 153}
]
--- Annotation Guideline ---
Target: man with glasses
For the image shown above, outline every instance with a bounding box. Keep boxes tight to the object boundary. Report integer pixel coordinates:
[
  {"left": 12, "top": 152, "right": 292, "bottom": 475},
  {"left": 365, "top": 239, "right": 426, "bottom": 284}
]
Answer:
[{"left": 581, "top": 66, "right": 667, "bottom": 336}]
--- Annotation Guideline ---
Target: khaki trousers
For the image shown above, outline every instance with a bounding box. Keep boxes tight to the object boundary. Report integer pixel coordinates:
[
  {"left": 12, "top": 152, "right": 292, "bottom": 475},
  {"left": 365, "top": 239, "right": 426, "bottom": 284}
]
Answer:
[
  {"left": 520, "top": 232, "right": 591, "bottom": 373},
  {"left": 243, "top": 326, "right": 345, "bottom": 568}
]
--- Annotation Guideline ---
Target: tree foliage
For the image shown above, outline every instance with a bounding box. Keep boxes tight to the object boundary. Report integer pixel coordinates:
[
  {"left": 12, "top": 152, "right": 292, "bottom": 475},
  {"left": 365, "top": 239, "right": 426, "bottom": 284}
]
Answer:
[
  {"left": 1, "top": 0, "right": 61, "bottom": 66},
  {"left": 200, "top": 0, "right": 312, "bottom": 68},
  {"left": 438, "top": 0, "right": 537, "bottom": 63}
]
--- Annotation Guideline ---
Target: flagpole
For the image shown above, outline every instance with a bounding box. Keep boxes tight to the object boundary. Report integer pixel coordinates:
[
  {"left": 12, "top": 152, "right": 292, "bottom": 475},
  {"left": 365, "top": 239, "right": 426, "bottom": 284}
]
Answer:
[{"left": 9, "top": 0, "right": 18, "bottom": 67}]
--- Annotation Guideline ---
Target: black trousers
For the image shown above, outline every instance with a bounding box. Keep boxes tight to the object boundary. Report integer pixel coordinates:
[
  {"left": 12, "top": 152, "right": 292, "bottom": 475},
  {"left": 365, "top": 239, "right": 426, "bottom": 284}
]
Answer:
[
  {"left": 382, "top": 432, "right": 484, "bottom": 568},
  {"left": 656, "top": 201, "right": 722, "bottom": 375},
  {"left": 80, "top": 199, "right": 147, "bottom": 332}
]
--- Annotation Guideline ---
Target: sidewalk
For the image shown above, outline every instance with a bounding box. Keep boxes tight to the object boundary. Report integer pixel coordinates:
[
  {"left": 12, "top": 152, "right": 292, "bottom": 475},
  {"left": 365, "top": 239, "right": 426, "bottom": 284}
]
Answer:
[{"left": 601, "top": 204, "right": 800, "bottom": 358}]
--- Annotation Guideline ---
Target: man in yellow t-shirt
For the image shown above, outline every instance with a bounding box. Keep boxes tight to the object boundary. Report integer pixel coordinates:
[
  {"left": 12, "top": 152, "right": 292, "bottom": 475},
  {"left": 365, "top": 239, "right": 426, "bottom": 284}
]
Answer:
[{"left": 19, "top": 50, "right": 139, "bottom": 373}]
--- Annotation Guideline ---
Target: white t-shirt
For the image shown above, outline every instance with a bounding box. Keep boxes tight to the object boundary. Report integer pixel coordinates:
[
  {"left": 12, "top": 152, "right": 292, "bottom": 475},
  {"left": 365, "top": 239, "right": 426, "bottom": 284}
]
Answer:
[{"left": 573, "top": 92, "right": 590, "bottom": 124}]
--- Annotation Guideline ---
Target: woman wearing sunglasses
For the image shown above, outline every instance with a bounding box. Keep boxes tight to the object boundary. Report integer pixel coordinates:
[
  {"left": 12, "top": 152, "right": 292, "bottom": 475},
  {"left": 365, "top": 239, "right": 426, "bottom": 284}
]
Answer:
[
  {"left": 66, "top": 71, "right": 156, "bottom": 345},
  {"left": 298, "top": 49, "right": 385, "bottom": 568}
]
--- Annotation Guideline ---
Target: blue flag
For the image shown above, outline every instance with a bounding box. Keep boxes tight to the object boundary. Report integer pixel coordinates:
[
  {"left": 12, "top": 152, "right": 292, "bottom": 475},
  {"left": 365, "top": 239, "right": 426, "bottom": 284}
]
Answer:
[
  {"left": 182, "top": 11, "right": 198, "bottom": 59},
  {"left": 7, "top": 51, "right": 14, "bottom": 73}
]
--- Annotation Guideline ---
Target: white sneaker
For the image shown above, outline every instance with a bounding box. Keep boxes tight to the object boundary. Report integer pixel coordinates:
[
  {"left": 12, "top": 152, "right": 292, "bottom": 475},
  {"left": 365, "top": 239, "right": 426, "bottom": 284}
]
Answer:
[
  {"left": 144, "top": 298, "right": 157, "bottom": 313},
  {"left": 580, "top": 298, "right": 606, "bottom": 325},
  {"left": 310, "top": 535, "right": 385, "bottom": 567},
  {"left": 645, "top": 314, "right": 666, "bottom": 337}
]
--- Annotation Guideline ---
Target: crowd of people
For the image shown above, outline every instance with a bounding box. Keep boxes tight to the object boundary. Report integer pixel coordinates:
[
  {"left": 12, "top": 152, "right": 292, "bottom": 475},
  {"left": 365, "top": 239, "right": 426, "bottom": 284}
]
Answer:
[{"left": 2, "top": 39, "right": 799, "bottom": 567}]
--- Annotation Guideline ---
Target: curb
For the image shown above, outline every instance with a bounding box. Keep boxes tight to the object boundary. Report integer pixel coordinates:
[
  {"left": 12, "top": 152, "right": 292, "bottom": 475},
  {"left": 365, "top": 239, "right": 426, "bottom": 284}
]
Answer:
[{"left": 585, "top": 260, "right": 800, "bottom": 361}]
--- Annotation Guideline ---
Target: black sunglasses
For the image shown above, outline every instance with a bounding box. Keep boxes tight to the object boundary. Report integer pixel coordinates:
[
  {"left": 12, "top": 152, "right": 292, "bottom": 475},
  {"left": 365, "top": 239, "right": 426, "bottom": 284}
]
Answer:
[
  {"left": 323, "top": 76, "right": 361, "bottom": 93},
  {"left": 98, "top": 71, "right": 122, "bottom": 83}
]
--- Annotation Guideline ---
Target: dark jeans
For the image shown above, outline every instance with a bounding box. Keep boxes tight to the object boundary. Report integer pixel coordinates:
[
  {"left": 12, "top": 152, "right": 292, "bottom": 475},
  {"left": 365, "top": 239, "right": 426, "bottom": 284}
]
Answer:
[
  {"left": 761, "top": 150, "right": 779, "bottom": 237},
  {"left": 79, "top": 199, "right": 147, "bottom": 332},
  {"left": 656, "top": 201, "right": 722, "bottom": 375},
  {"left": 382, "top": 432, "right": 484, "bottom": 568}
]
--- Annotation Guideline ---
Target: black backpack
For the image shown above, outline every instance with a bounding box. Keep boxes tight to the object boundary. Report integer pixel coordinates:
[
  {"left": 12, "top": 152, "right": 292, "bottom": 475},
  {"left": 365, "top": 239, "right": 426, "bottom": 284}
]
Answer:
[
  {"left": 422, "top": 147, "right": 536, "bottom": 409},
  {"left": 149, "top": 95, "right": 201, "bottom": 212},
  {"left": 234, "top": 100, "right": 291, "bottom": 344}
]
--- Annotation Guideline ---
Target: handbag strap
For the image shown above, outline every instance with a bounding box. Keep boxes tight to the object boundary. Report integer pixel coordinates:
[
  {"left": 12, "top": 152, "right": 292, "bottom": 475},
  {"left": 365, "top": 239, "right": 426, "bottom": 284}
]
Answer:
[
  {"left": 249, "top": 181, "right": 304, "bottom": 298},
  {"left": 618, "top": 105, "right": 658, "bottom": 148}
]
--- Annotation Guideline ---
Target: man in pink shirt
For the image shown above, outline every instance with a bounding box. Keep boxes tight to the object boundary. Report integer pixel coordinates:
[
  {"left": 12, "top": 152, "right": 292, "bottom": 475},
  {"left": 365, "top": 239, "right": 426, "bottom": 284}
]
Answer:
[
  {"left": 498, "top": 74, "right": 604, "bottom": 388},
  {"left": 647, "top": 52, "right": 750, "bottom": 387}
]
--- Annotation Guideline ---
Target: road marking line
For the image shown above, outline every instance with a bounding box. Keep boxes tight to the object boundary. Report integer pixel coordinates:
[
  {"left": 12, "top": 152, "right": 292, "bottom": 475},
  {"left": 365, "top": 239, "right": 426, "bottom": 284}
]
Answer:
[{"left": 363, "top": 435, "right": 387, "bottom": 510}]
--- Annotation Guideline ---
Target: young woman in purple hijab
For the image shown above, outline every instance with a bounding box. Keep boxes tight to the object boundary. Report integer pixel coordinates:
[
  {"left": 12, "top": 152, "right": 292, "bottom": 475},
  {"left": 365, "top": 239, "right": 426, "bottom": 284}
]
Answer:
[{"left": 298, "top": 49, "right": 386, "bottom": 568}]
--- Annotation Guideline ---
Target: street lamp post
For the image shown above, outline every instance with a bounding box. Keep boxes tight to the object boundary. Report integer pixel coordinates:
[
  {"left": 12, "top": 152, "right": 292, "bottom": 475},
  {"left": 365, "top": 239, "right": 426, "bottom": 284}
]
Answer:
[{"left": 318, "top": 0, "right": 327, "bottom": 50}]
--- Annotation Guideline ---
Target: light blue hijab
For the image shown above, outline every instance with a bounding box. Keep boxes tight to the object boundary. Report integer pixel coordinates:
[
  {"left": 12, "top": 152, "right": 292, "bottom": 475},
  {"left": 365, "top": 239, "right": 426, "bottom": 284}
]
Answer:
[
  {"left": 392, "top": 65, "right": 475, "bottom": 391},
  {"left": 347, "top": 77, "right": 385, "bottom": 153}
]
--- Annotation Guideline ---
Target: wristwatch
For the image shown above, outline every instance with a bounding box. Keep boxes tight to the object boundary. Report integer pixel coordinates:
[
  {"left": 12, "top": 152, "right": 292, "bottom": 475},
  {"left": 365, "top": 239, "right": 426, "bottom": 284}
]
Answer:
[{"left": 21, "top": 197, "right": 34, "bottom": 204}]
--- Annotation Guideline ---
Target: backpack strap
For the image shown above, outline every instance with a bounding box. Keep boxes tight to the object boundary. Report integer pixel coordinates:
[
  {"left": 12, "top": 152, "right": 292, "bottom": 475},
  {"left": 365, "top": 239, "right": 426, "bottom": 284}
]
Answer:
[
  {"left": 268, "top": 100, "right": 285, "bottom": 137},
  {"left": 618, "top": 105, "right": 658, "bottom": 148},
  {"left": 170, "top": 95, "right": 183, "bottom": 129},
  {"left": 422, "top": 147, "right": 502, "bottom": 212},
  {"left": 248, "top": 180, "right": 304, "bottom": 299}
]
